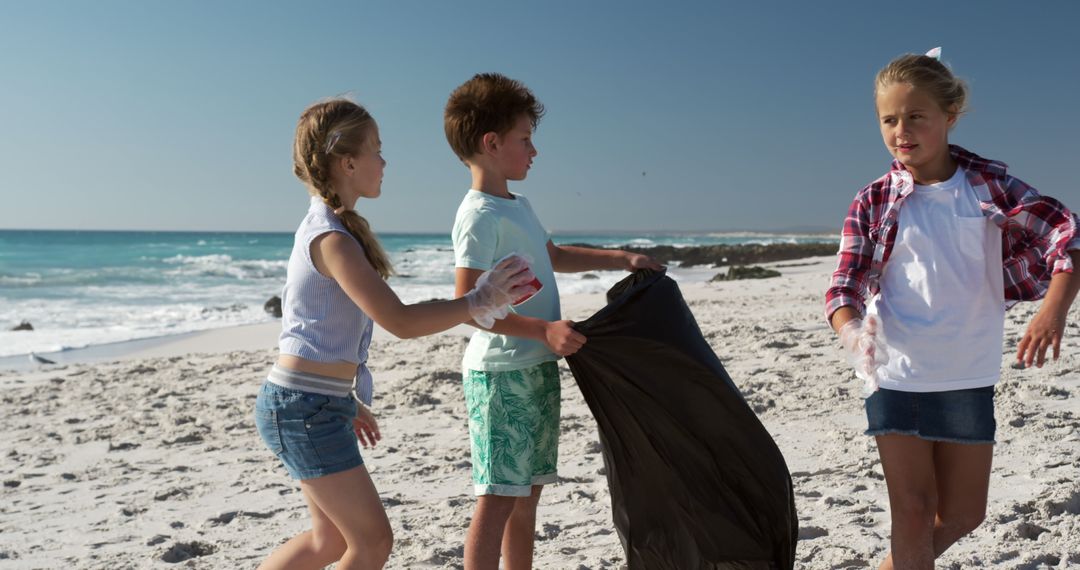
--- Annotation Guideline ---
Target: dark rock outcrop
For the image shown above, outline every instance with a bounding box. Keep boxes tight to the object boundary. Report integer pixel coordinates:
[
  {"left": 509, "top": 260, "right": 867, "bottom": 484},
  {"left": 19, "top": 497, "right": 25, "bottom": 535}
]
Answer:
[
  {"left": 710, "top": 265, "right": 782, "bottom": 281},
  {"left": 264, "top": 296, "right": 282, "bottom": 318},
  {"left": 566, "top": 242, "right": 837, "bottom": 268}
]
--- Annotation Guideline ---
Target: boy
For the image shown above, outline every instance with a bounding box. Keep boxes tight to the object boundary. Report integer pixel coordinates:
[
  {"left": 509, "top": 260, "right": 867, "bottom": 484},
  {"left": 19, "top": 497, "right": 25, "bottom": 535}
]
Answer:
[{"left": 445, "top": 72, "right": 660, "bottom": 569}]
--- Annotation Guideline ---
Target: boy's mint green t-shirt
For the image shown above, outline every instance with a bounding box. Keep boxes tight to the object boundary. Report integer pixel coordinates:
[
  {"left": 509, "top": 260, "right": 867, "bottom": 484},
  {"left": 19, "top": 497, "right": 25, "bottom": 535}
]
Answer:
[{"left": 452, "top": 190, "right": 560, "bottom": 371}]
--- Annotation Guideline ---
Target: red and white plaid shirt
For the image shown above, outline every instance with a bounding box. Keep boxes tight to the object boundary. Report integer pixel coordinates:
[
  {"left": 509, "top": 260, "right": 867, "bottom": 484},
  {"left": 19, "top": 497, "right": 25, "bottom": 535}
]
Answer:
[{"left": 825, "top": 145, "right": 1080, "bottom": 321}]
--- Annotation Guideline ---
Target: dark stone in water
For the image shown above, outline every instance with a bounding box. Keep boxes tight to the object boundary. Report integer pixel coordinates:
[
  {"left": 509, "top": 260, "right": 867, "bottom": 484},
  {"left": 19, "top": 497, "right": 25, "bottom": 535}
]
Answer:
[
  {"left": 264, "top": 296, "right": 282, "bottom": 318},
  {"left": 710, "top": 265, "right": 782, "bottom": 281},
  {"left": 582, "top": 273, "right": 599, "bottom": 280},
  {"left": 11, "top": 321, "right": 33, "bottom": 331}
]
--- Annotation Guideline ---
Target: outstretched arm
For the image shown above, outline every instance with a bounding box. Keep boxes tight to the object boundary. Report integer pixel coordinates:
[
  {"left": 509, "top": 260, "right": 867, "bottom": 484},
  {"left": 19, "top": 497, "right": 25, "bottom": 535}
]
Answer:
[
  {"left": 1017, "top": 250, "right": 1080, "bottom": 368},
  {"left": 545, "top": 241, "right": 662, "bottom": 273},
  {"left": 315, "top": 232, "right": 528, "bottom": 339}
]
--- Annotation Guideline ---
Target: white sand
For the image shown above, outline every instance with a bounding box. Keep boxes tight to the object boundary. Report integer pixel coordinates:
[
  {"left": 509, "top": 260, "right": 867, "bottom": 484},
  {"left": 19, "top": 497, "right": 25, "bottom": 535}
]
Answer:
[{"left": 1, "top": 257, "right": 1078, "bottom": 569}]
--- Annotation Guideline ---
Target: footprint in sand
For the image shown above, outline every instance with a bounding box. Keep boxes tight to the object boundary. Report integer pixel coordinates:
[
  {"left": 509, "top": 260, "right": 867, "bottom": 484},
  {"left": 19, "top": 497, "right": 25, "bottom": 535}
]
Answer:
[
  {"left": 153, "top": 487, "right": 191, "bottom": 501},
  {"left": 424, "top": 545, "right": 464, "bottom": 565},
  {"left": 162, "top": 432, "right": 205, "bottom": 446},
  {"left": 207, "top": 509, "right": 281, "bottom": 525},
  {"left": 1016, "top": 553, "right": 1064, "bottom": 569},
  {"left": 536, "top": 522, "right": 562, "bottom": 541},
  {"left": 1012, "top": 521, "right": 1049, "bottom": 541},
  {"left": 159, "top": 541, "right": 216, "bottom": 563},
  {"left": 798, "top": 525, "right": 829, "bottom": 540}
]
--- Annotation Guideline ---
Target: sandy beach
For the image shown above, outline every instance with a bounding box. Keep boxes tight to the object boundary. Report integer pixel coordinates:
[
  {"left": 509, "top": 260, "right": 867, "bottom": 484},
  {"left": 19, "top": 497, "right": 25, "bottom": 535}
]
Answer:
[{"left": 1, "top": 256, "right": 1078, "bottom": 569}]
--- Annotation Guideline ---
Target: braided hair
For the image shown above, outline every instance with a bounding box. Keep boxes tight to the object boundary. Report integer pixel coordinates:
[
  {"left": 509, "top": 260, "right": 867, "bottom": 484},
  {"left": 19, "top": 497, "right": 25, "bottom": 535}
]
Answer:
[{"left": 292, "top": 99, "right": 394, "bottom": 279}]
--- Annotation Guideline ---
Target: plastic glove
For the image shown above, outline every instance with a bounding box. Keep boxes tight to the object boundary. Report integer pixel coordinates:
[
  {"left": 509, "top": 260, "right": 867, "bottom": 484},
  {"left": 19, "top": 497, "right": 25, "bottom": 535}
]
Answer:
[
  {"left": 839, "top": 315, "right": 889, "bottom": 397},
  {"left": 465, "top": 254, "right": 538, "bottom": 328}
]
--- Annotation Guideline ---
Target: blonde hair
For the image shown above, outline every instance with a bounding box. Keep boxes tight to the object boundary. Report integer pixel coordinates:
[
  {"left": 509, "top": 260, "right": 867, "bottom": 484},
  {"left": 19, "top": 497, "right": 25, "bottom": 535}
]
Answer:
[
  {"left": 875, "top": 53, "right": 968, "bottom": 116},
  {"left": 293, "top": 98, "right": 394, "bottom": 279}
]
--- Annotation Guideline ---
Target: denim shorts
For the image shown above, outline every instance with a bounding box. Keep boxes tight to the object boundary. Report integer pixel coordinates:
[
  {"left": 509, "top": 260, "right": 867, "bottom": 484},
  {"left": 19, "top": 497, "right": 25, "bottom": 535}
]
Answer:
[
  {"left": 864, "top": 386, "right": 996, "bottom": 444},
  {"left": 254, "top": 380, "right": 363, "bottom": 480}
]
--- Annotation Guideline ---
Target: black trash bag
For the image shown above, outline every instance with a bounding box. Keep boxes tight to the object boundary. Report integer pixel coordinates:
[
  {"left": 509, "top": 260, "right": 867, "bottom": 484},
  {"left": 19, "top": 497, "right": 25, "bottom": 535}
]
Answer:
[{"left": 565, "top": 269, "right": 797, "bottom": 570}]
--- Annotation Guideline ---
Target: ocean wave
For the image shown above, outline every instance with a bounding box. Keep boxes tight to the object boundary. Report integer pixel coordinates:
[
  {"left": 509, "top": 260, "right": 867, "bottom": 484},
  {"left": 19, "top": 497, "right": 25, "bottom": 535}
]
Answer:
[
  {"left": 0, "top": 273, "right": 43, "bottom": 286},
  {"left": 162, "top": 253, "right": 232, "bottom": 265},
  {"left": 0, "top": 268, "right": 166, "bottom": 289},
  {"left": 388, "top": 250, "right": 457, "bottom": 285},
  {"left": 741, "top": 237, "right": 800, "bottom": 246},
  {"left": 703, "top": 231, "right": 841, "bottom": 240},
  {"left": 162, "top": 254, "right": 287, "bottom": 280}
]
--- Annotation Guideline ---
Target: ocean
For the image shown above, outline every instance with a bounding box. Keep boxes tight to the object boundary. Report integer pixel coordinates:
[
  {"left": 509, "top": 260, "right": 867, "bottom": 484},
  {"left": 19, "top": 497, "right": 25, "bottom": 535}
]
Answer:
[{"left": 0, "top": 229, "right": 837, "bottom": 360}]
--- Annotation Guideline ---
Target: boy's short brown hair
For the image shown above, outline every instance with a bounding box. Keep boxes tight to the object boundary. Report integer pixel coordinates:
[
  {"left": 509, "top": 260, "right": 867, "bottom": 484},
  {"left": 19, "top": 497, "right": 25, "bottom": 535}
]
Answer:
[{"left": 444, "top": 73, "right": 545, "bottom": 161}]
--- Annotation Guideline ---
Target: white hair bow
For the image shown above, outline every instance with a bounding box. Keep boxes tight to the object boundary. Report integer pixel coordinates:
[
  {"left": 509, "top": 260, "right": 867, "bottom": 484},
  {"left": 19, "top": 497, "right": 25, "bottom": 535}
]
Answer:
[{"left": 925, "top": 47, "right": 942, "bottom": 60}]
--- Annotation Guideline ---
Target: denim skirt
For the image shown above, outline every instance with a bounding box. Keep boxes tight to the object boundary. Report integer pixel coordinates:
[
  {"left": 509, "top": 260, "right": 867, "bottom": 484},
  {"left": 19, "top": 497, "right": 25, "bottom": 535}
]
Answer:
[
  {"left": 254, "top": 380, "right": 363, "bottom": 479},
  {"left": 864, "top": 386, "right": 996, "bottom": 444}
]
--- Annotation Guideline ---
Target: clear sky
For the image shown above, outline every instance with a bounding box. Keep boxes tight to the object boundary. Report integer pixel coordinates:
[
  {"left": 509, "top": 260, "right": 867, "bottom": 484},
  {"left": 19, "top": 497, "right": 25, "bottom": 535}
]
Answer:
[{"left": 1, "top": 1, "right": 1078, "bottom": 233}]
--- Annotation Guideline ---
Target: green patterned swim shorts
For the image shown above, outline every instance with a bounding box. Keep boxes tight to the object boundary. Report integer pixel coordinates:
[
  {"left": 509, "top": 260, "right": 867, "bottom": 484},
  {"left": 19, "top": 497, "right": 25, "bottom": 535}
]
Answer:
[{"left": 463, "top": 361, "right": 561, "bottom": 496}]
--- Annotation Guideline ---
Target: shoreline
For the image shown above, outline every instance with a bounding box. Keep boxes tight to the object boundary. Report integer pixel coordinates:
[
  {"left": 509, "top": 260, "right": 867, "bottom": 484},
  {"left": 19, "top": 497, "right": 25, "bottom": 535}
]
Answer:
[
  {"left": 0, "top": 321, "right": 481, "bottom": 376},
  {"left": 0, "top": 322, "right": 281, "bottom": 374},
  {"left": 2, "top": 244, "right": 837, "bottom": 370}
]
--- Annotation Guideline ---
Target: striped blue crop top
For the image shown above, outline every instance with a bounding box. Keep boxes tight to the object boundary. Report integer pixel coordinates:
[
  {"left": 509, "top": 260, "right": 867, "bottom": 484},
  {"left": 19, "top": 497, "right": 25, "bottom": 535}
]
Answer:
[{"left": 278, "top": 197, "right": 374, "bottom": 402}]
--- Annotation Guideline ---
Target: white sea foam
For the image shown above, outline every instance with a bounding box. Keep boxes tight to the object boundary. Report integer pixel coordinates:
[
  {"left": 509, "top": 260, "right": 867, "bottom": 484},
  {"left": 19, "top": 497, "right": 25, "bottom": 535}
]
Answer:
[
  {"left": 0, "top": 273, "right": 43, "bottom": 286},
  {"left": 162, "top": 254, "right": 288, "bottom": 280}
]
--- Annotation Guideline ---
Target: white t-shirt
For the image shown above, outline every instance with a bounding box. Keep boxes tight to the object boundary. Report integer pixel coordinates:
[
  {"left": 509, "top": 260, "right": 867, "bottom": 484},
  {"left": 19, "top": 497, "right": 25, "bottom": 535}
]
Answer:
[
  {"left": 452, "top": 190, "right": 560, "bottom": 372},
  {"left": 866, "top": 167, "right": 1006, "bottom": 392}
]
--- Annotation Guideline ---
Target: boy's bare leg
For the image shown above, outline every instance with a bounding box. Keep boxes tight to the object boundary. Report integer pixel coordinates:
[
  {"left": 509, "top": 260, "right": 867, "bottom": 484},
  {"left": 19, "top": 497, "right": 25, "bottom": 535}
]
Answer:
[
  {"left": 465, "top": 495, "right": 517, "bottom": 570},
  {"left": 501, "top": 485, "right": 544, "bottom": 570}
]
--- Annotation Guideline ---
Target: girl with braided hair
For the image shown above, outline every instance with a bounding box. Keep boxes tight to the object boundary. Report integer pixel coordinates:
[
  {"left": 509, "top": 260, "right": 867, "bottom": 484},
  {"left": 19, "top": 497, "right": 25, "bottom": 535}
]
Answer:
[{"left": 254, "top": 98, "right": 535, "bottom": 569}]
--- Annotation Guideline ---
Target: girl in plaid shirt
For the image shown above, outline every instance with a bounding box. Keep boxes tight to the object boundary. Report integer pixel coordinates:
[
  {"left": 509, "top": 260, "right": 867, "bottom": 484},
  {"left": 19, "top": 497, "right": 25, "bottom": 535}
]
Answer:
[{"left": 826, "top": 50, "right": 1080, "bottom": 569}]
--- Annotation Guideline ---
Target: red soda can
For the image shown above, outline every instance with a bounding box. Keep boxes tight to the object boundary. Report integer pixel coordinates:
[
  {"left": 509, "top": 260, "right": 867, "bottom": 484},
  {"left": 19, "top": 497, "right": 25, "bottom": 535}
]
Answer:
[{"left": 513, "top": 276, "right": 543, "bottom": 305}]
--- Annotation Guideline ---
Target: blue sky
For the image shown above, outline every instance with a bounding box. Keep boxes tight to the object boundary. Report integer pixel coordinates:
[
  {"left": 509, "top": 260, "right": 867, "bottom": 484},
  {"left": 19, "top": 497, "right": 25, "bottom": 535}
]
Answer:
[{"left": 1, "top": 1, "right": 1077, "bottom": 233}]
